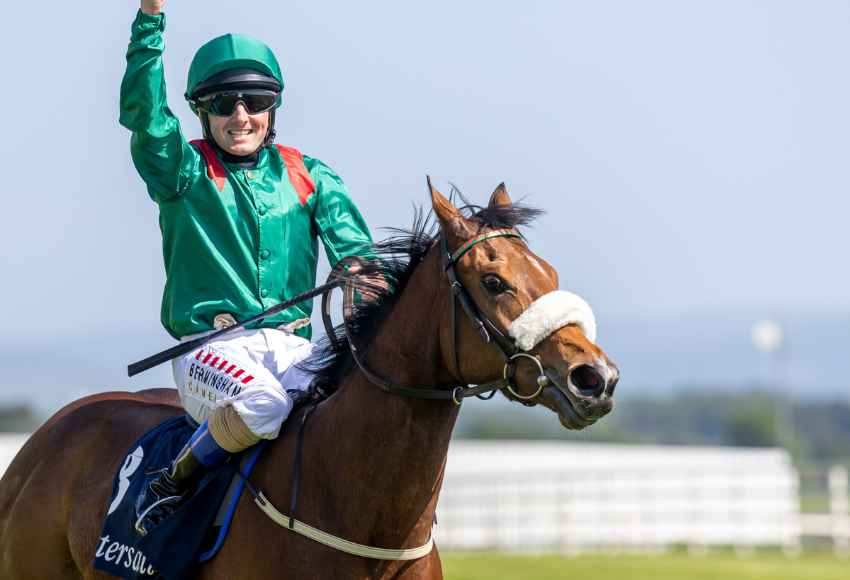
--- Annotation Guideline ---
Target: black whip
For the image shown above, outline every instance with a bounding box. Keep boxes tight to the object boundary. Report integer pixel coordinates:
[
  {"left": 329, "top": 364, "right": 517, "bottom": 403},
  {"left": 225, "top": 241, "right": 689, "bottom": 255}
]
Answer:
[{"left": 127, "top": 279, "right": 344, "bottom": 377}]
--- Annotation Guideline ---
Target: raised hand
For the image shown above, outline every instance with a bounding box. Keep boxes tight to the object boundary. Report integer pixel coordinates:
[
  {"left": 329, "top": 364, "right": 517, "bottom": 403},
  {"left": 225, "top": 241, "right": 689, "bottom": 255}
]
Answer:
[
  {"left": 141, "top": 0, "right": 165, "bottom": 15},
  {"left": 347, "top": 261, "right": 390, "bottom": 303}
]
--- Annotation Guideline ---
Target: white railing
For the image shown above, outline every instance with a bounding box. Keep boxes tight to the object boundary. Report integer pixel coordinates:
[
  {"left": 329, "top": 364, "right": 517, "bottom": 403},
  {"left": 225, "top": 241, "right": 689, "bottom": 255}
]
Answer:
[
  {"left": 799, "top": 466, "right": 849, "bottom": 558},
  {"left": 830, "top": 466, "right": 850, "bottom": 557},
  {"left": 0, "top": 433, "right": 30, "bottom": 475},
  {"left": 437, "top": 441, "right": 846, "bottom": 555}
]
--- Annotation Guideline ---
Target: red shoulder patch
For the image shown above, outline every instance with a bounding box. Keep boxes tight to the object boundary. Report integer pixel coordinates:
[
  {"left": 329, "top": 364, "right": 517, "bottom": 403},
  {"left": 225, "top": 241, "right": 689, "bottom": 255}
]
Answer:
[
  {"left": 190, "top": 140, "right": 227, "bottom": 192},
  {"left": 275, "top": 145, "right": 316, "bottom": 205}
]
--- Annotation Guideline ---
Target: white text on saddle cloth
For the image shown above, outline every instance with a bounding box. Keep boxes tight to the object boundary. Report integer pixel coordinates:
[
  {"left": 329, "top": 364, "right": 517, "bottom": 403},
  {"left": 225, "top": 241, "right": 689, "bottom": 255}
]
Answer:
[{"left": 508, "top": 290, "right": 597, "bottom": 351}]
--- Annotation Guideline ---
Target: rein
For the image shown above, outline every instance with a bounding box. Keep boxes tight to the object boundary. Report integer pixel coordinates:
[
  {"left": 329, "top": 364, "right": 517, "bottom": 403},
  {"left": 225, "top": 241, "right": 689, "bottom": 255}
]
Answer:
[
  {"left": 244, "top": 228, "right": 554, "bottom": 562},
  {"left": 127, "top": 279, "right": 346, "bottom": 377},
  {"left": 127, "top": 226, "right": 555, "bottom": 561},
  {"left": 322, "top": 228, "right": 551, "bottom": 405}
]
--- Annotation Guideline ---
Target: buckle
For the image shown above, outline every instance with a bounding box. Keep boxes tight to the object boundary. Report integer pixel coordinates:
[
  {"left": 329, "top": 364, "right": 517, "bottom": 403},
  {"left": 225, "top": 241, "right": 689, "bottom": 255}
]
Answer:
[{"left": 451, "top": 386, "right": 465, "bottom": 406}]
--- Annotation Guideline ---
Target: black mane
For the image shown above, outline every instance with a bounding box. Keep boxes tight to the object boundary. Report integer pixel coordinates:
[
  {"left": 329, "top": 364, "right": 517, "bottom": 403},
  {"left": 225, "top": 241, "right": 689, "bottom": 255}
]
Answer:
[{"left": 301, "top": 195, "right": 543, "bottom": 399}]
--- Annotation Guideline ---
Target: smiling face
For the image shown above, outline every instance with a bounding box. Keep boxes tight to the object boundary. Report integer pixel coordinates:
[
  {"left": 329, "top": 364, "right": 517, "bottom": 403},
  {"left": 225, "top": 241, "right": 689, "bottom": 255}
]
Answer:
[{"left": 206, "top": 103, "right": 270, "bottom": 156}]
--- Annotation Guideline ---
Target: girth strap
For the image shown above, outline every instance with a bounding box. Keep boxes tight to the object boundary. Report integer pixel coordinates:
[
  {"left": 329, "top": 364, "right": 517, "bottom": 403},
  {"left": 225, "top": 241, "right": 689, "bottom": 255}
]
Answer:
[
  {"left": 252, "top": 491, "right": 435, "bottom": 560},
  {"left": 242, "top": 397, "right": 435, "bottom": 561}
]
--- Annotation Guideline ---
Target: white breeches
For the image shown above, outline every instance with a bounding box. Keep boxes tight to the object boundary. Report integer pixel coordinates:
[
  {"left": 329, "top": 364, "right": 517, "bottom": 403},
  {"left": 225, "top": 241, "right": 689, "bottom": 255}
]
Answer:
[{"left": 172, "top": 328, "right": 316, "bottom": 439}]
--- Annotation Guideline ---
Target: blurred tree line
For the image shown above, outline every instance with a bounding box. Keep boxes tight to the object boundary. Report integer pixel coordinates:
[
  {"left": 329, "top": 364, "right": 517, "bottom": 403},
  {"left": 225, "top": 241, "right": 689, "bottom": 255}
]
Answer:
[
  {"left": 455, "top": 388, "right": 850, "bottom": 469},
  {"left": 5, "top": 390, "right": 848, "bottom": 469}
]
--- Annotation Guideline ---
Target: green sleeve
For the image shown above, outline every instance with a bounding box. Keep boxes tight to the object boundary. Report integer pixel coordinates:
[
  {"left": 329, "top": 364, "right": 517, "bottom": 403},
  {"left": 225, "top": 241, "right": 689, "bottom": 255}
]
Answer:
[
  {"left": 119, "top": 10, "right": 200, "bottom": 201},
  {"left": 305, "top": 156, "right": 375, "bottom": 267}
]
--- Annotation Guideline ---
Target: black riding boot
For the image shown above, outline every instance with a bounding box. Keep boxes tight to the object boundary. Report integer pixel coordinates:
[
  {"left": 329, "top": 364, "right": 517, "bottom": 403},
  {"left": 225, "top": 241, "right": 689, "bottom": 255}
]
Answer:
[{"left": 134, "top": 421, "right": 229, "bottom": 536}]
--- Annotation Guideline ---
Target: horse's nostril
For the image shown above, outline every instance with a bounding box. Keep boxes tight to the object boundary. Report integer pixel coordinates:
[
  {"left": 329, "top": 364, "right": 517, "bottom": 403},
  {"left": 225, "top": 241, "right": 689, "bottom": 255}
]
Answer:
[{"left": 570, "top": 364, "right": 605, "bottom": 397}]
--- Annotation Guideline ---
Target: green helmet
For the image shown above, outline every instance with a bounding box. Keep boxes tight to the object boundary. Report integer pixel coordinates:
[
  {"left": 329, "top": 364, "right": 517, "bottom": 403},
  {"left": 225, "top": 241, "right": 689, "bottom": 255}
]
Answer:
[{"left": 186, "top": 33, "right": 284, "bottom": 107}]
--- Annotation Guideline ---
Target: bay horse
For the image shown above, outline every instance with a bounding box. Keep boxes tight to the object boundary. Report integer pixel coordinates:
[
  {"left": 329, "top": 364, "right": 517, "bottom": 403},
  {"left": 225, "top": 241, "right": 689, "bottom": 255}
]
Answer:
[{"left": 0, "top": 182, "right": 618, "bottom": 579}]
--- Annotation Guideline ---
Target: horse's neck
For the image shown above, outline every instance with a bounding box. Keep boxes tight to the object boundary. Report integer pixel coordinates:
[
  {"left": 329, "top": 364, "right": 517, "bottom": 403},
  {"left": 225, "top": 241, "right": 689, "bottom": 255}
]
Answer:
[
  {"left": 266, "top": 250, "right": 460, "bottom": 549},
  {"left": 310, "top": 374, "right": 459, "bottom": 549}
]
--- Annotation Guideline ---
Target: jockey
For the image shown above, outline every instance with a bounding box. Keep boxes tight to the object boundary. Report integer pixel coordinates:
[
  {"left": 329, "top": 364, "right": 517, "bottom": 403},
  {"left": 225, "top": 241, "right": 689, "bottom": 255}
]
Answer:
[{"left": 121, "top": 0, "right": 377, "bottom": 535}]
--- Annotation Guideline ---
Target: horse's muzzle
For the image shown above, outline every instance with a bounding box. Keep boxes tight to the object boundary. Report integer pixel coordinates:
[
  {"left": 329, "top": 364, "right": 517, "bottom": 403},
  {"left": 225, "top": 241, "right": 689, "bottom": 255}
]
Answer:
[{"left": 543, "top": 360, "right": 618, "bottom": 429}]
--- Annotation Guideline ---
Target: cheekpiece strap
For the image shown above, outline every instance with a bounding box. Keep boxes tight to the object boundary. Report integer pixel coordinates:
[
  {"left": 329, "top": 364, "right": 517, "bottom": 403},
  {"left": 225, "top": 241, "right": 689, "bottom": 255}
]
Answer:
[{"left": 446, "top": 229, "right": 521, "bottom": 268}]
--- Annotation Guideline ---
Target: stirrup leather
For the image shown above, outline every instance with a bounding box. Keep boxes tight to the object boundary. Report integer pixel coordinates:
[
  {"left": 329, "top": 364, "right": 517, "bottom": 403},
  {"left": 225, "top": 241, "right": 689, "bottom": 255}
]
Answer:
[
  {"left": 134, "top": 493, "right": 183, "bottom": 536},
  {"left": 133, "top": 446, "right": 201, "bottom": 536}
]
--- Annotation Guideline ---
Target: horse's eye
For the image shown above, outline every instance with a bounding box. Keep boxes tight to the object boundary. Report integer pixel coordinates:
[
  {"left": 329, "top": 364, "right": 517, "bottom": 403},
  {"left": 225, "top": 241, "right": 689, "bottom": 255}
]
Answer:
[{"left": 481, "top": 274, "right": 507, "bottom": 295}]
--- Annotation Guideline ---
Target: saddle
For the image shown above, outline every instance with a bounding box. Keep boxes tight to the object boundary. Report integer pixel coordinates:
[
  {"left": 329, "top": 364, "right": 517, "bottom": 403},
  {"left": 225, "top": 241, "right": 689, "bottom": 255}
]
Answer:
[{"left": 92, "top": 415, "right": 265, "bottom": 580}]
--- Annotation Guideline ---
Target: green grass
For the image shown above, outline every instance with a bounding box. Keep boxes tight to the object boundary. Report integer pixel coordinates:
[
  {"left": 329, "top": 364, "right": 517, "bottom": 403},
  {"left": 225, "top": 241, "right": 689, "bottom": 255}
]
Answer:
[
  {"left": 800, "top": 494, "right": 831, "bottom": 513},
  {"left": 441, "top": 552, "right": 849, "bottom": 580}
]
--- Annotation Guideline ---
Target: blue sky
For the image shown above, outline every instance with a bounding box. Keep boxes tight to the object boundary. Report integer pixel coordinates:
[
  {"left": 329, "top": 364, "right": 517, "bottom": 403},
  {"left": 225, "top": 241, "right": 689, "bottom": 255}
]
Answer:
[{"left": 1, "top": 1, "right": 848, "bottom": 412}]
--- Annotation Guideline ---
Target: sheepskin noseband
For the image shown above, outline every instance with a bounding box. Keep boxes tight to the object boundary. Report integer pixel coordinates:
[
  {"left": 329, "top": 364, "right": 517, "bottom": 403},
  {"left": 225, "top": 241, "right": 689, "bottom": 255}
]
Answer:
[{"left": 508, "top": 290, "right": 597, "bottom": 351}]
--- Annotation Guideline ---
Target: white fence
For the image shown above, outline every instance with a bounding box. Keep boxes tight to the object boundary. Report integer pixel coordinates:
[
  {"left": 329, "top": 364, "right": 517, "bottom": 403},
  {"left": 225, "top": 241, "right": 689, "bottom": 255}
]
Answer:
[
  {"left": 438, "top": 441, "right": 847, "bottom": 555},
  {"left": 0, "top": 435, "right": 847, "bottom": 554},
  {"left": 0, "top": 434, "right": 30, "bottom": 475},
  {"left": 799, "top": 466, "right": 850, "bottom": 556}
]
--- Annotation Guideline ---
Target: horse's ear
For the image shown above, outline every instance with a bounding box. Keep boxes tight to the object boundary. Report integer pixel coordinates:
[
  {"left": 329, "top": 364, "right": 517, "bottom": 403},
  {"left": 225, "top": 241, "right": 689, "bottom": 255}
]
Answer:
[
  {"left": 428, "top": 176, "right": 474, "bottom": 243},
  {"left": 488, "top": 182, "right": 513, "bottom": 208}
]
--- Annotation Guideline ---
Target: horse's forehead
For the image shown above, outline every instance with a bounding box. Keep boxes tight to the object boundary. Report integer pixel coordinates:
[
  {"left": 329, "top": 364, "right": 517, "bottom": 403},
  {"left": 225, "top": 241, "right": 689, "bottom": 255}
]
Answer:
[
  {"left": 522, "top": 249, "right": 556, "bottom": 282},
  {"left": 472, "top": 236, "right": 558, "bottom": 290},
  {"left": 501, "top": 240, "right": 556, "bottom": 283}
]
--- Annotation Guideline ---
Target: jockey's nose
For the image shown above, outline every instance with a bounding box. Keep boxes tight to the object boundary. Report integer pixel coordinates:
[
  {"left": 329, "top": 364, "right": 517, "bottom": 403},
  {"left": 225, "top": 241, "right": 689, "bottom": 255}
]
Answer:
[{"left": 231, "top": 102, "right": 250, "bottom": 120}]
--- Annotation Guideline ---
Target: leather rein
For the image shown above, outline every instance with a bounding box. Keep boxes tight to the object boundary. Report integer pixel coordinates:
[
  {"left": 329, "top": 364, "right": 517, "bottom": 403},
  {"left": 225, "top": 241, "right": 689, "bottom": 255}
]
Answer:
[
  {"left": 125, "top": 226, "right": 557, "bottom": 560},
  {"left": 247, "top": 227, "right": 554, "bottom": 561},
  {"left": 320, "top": 228, "right": 551, "bottom": 405}
]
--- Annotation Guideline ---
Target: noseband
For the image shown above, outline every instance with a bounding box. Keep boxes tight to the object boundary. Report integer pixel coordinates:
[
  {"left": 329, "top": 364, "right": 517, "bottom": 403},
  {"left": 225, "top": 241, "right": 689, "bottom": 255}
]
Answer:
[{"left": 322, "top": 228, "right": 552, "bottom": 405}]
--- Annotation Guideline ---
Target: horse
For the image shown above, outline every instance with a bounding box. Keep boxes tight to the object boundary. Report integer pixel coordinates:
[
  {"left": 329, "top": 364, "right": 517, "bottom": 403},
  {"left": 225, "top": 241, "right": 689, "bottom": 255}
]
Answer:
[{"left": 0, "top": 181, "right": 618, "bottom": 579}]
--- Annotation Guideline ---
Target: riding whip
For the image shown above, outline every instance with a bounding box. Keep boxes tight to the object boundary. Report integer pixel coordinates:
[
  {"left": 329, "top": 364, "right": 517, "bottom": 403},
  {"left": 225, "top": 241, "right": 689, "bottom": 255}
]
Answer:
[{"left": 127, "top": 279, "right": 345, "bottom": 377}]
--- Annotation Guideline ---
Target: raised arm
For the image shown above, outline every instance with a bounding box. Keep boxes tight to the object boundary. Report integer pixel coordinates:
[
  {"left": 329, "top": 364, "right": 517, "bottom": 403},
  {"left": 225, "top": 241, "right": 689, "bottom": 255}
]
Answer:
[{"left": 120, "top": 1, "right": 200, "bottom": 201}]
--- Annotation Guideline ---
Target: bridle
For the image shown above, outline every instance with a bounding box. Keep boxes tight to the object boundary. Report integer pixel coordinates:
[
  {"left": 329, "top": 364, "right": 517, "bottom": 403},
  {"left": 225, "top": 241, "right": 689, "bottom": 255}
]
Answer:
[
  {"left": 128, "top": 224, "right": 555, "bottom": 402},
  {"left": 321, "top": 227, "right": 552, "bottom": 405},
  {"left": 246, "top": 225, "right": 599, "bottom": 562},
  {"left": 442, "top": 230, "right": 552, "bottom": 404},
  {"left": 248, "top": 229, "right": 549, "bottom": 563}
]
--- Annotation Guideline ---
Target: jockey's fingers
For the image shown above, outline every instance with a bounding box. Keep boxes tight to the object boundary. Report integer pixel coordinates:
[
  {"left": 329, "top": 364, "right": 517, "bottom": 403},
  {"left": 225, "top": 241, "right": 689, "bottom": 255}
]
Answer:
[{"left": 141, "top": 0, "right": 165, "bottom": 16}]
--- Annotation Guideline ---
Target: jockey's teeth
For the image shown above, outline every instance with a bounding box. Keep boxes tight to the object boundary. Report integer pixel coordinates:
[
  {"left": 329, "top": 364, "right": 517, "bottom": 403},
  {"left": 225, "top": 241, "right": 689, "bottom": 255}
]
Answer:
[{"left": 229, "top": 130, "right": 252, "bottom": 135}]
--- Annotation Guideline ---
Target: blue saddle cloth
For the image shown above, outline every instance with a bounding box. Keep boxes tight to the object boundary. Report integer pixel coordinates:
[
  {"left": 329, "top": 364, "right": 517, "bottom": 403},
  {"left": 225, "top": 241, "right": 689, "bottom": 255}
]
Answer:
[{"left": 92, "top": 415, "right": 264, "bottom": 580}]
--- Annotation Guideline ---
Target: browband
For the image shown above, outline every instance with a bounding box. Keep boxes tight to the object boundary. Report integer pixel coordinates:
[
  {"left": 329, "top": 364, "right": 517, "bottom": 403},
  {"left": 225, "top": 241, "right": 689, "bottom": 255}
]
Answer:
[{"left": 446, "top": 228, "right": 521, "bottom": 267}]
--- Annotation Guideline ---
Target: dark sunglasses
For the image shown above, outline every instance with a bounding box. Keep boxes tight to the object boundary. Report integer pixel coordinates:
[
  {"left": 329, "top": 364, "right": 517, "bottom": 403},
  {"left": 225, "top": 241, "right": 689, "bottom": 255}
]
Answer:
[{"left": 195, "top": 90, "right": 279, "bottom": 116}]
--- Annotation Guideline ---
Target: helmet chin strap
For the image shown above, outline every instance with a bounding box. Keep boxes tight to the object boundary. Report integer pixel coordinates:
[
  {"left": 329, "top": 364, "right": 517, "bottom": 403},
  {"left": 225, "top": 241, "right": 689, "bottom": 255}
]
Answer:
[
  {"left": 264, "top": 109, "right": 277, "bottom": 146},
  {"left": 200, "top": 111, "right": 213, "bottom": 142}
]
